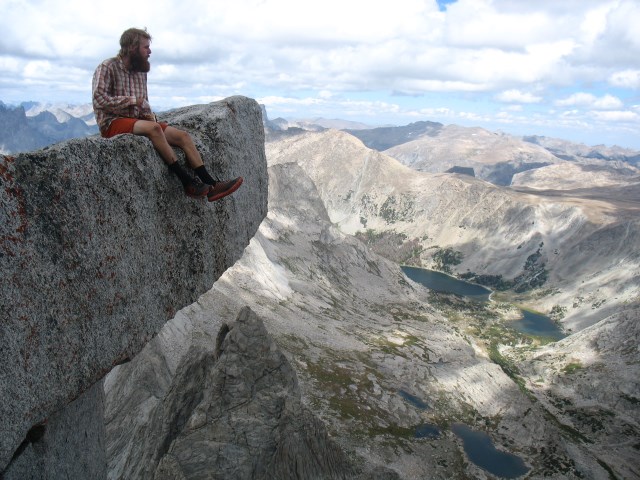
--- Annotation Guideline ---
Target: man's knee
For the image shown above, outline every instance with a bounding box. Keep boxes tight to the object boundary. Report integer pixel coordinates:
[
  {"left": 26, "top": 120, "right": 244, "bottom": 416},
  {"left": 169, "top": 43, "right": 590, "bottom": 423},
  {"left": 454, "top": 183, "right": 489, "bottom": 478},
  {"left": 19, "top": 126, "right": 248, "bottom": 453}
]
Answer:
[
  {"left": 147, "top": 122, "right": 165, "bottom": 138},
  {"left": 133, "top": 120, "right": 165, "bottom": 139}
]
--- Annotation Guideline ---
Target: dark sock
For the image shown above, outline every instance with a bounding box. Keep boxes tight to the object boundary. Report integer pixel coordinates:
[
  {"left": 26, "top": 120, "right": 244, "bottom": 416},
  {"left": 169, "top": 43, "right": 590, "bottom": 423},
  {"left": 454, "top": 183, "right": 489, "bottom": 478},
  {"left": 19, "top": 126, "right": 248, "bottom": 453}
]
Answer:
[
  {"left": 168, "top": 162, "right": 192, "bottom": 187},
  {"left": 194, "top": 165, "right": 217, "bottom": 185}
]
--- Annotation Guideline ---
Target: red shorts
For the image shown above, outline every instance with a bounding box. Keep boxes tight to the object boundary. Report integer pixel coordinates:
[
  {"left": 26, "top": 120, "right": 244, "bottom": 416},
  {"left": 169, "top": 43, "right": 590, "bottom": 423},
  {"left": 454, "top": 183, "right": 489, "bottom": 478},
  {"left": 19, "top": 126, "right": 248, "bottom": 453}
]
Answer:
[{"left": 103, "top": 118, "right": 168, "bottom": 138}]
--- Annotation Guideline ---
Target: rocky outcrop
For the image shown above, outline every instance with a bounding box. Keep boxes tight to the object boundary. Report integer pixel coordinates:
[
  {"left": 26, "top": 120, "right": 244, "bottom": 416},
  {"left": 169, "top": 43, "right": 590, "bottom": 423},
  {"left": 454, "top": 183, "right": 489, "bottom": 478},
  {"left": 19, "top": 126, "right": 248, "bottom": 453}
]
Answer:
[
  {"left": 108, "top": 306, "right": 358, "bottom": 479},
  {"left": 0, "top": 95, "right": 268, "bottom": 474}
]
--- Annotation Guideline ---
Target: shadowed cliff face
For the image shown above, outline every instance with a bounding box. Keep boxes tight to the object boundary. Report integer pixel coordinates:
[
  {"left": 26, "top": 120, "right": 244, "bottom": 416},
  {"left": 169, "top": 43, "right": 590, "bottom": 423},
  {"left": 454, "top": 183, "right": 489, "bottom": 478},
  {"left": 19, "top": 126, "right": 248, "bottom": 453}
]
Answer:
[
  {"left": 107, "top": 306, "right": 361, "bottom": 480},
  {"left": 0, "top": 95, "right": 268, "bottom": 471}
]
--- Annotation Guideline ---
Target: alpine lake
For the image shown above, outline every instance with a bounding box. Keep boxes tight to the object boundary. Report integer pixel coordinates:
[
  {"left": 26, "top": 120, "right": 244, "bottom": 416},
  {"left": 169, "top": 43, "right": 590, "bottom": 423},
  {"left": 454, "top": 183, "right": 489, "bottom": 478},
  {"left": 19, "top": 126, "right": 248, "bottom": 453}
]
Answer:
[
  {"left": 401, "top": 266, "right": 565, "bottom": 340},
  {"left": 399, "top": 265, "right": 567, "bottom": 478}
]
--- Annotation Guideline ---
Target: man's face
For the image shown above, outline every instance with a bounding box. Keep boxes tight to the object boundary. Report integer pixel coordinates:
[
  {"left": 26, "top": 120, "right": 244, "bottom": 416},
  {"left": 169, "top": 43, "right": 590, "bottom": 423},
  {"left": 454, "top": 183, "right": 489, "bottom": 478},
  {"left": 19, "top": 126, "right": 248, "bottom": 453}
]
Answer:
[{"left": 130, "top": 38, "right": 151, "bottom": 73}]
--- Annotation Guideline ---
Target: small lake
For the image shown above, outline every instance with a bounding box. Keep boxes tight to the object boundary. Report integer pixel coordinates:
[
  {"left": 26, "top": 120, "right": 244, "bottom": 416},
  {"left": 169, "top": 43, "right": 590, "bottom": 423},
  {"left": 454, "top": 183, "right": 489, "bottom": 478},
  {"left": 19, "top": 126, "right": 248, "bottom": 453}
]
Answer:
[
  {"left": 397, "top": 391, "right": 440, "bottom": 439},
  {"left": 398, "top": 389, "right": 429, "bottom": 410},
  {"left": 510, "top": 309, "right": 565, "bottom": 340},
  {"left": 401, "top": 266, "right": 492, "bottom": 301},
  {"left": 452, "top": 423, "right": 529, "bottom": 478},
  {"left": 401, "top": 266, "right": 565, "bottom": 340}
]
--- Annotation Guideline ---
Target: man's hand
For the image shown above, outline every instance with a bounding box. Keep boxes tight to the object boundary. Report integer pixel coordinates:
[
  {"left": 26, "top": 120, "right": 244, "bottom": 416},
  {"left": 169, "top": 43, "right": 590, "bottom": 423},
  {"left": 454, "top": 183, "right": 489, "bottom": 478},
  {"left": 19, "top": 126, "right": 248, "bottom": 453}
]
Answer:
[{"left": 135, "top": 97, "right": 154, "bottom": 121}]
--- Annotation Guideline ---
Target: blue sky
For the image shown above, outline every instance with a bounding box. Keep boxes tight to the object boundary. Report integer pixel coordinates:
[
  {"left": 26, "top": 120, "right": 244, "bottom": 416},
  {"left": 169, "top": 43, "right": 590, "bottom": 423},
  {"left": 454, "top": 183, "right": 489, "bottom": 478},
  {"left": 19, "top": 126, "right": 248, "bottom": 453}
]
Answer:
[{"left": 1, "top": 0, "right": 639, "bottom": 149}]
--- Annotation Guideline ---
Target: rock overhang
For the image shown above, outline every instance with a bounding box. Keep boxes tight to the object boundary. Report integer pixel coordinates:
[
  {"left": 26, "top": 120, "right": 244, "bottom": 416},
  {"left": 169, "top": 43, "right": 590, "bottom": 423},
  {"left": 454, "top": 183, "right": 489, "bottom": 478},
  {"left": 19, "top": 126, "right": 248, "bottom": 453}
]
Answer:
[{"left": 0, "top": 95, "right": 268, "bottom": 471}]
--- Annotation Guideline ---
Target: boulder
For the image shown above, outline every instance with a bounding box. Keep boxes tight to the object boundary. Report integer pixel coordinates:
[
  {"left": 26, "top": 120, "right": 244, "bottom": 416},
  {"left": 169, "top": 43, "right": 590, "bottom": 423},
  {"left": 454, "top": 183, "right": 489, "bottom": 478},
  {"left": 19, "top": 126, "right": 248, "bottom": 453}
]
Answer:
[{"left": 0, "top": 95, "right": 268, "bottom": 473}]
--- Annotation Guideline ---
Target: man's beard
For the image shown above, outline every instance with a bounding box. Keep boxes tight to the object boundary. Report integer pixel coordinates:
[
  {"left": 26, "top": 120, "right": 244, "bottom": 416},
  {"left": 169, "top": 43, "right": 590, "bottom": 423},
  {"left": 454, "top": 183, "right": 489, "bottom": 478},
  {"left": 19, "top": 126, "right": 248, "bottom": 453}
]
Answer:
[{"left": 130, "top": 51, "right": 150, "bottom": 73}]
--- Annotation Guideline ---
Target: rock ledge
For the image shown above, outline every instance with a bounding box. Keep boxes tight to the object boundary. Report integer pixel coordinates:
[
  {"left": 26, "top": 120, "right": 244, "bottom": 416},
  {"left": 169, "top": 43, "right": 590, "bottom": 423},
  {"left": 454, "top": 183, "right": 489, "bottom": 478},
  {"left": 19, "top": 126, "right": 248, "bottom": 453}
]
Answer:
[{"left": 0, "top": 95, "right": 268, "bottom": 472}]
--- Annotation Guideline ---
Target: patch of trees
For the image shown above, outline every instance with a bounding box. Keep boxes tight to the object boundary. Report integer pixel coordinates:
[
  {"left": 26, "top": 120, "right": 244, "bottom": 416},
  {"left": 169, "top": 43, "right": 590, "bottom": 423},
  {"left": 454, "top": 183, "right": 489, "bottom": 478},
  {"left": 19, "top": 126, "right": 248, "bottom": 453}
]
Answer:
[
  {"left": 431, "top": 247, "right": 463, "bottom": 274},
  {"left": 354, "top": 229, "right": 423, "bottom": 265}
]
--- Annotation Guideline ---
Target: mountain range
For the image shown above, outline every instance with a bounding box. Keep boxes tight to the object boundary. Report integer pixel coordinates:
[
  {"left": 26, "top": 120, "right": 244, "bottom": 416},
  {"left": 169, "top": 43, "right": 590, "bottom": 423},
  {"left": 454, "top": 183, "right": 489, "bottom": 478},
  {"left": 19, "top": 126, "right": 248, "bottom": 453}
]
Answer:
[
  {"left": 101, "top": 108, "right": 640, "bottom": 478},
  {"left": 0, "top": 101, "right": 97, "bottom": 154},
  {"left": 7, "top": 100, "right": 638, "bottom": 172},
  {"left": 5, "top": 101, "right": 640, "bottom": 478}
]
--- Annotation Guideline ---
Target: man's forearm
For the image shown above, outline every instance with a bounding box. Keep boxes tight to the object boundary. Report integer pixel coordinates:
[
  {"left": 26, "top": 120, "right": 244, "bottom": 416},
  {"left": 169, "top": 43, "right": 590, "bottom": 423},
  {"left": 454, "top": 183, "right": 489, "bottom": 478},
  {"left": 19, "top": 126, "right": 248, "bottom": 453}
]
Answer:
[{"left": 93, "top": 91, "right": 135, "bottom": 114}]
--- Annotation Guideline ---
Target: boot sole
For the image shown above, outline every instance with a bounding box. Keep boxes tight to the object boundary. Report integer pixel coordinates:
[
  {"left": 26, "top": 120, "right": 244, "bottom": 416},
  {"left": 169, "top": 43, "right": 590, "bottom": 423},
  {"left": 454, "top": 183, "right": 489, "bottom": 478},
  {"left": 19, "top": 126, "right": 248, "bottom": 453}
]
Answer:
[{"left": 208, "top": 177, "right": 243, "bottom": 202}]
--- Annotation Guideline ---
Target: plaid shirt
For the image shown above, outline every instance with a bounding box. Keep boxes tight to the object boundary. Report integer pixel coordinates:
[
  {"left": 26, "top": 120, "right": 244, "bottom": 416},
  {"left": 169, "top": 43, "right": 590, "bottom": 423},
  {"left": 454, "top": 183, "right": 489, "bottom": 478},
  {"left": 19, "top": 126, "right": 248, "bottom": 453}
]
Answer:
[{"left": 92, "top": 56, "right": 153, "bottom": 135}]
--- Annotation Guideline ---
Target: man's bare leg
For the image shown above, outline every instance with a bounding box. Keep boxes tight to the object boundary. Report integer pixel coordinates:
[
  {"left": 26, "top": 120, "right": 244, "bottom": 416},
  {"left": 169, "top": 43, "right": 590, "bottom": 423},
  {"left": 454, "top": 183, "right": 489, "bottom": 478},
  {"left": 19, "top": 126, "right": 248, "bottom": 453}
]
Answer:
[
  {"left": 132, "top": 120, "right": 209, "bottom": 198},
  {"left": 164, "top": 125, "right": 222, "bottom": 185},
  {"left": 132, "top": 120, "right": 179, "bottom": 165},
  {"left": 132, "top": 121, "right": 242, "bottom": 201},
  {"left": 163, "top": 126, "right": 204, "bottom": 169}
]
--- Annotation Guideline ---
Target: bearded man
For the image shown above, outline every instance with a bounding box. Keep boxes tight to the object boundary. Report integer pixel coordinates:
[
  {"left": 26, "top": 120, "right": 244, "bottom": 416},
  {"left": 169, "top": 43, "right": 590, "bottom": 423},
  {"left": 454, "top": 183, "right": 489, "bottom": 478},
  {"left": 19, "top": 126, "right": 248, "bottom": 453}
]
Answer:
[{"left": 92, "top": 27, "right": 242, "bottom": 201}]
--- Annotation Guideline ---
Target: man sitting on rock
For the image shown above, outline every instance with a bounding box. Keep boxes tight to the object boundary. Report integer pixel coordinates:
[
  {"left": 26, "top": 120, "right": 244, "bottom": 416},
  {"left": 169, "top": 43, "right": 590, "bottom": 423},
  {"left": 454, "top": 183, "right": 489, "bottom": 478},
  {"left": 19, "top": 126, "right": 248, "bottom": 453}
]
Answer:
[{"left": 92, "top": 27, "right": 242, "bottom": 201}]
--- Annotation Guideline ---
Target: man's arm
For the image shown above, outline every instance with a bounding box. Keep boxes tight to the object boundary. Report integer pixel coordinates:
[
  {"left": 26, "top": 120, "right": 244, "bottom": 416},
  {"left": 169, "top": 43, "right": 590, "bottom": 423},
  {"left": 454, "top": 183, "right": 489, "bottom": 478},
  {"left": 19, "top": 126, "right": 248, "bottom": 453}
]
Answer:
[{"left": 92, "top": 62, "right": 136, "bottom": 114}]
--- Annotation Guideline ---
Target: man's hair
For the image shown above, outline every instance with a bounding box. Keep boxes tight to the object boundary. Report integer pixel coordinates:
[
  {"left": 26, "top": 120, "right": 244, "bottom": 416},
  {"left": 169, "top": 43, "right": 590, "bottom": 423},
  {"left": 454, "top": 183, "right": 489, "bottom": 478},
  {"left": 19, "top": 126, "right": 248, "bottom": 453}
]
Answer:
[{"left": 119, "top": 28, "right": 152, "bottom": 57}]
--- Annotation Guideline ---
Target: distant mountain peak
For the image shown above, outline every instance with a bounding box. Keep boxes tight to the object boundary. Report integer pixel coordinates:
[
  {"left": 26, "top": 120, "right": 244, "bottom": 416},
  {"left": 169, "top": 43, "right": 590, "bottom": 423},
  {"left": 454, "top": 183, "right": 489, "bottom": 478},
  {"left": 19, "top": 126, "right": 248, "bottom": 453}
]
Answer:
[
  {"left": 21, "top": 101, "right": 94, "bottom": 124},
  {"left": 0, "top": 101, "right": 97, "bottom": 154}
]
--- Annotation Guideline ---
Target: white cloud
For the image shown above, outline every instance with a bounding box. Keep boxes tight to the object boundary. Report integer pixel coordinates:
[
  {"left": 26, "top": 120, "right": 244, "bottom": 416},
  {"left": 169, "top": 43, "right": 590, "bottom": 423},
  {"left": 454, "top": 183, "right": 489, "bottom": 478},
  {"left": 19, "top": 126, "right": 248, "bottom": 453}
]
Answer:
[
  {"left": 609, "top": 69, "right": 640, "bottom": 89},
  {"left": 258, "top": 94, "right": 404, "bottom": 119},
  {"left": 1, "top": 0, "right": 623, "bottom": 96},
  {"left": 1, "top": 0, "right": 640, "bottom": 148},
  {"left": 555, "top": 93, "right": 623, "bottom": 110},
  {"left": 0, "top": 0, "right": 632, "bottom": 96},
  {"left": 495, "top": 89, "right": 542, "bottom": 104},
  {"left": 592, "top": 110, "right": 639, "bottom": 122},
  {"left": 445, "top": 0, "right": 567, "bottom": 47},
  {"left": 0, "top": 57, "right": 21, "bottom": 73}
]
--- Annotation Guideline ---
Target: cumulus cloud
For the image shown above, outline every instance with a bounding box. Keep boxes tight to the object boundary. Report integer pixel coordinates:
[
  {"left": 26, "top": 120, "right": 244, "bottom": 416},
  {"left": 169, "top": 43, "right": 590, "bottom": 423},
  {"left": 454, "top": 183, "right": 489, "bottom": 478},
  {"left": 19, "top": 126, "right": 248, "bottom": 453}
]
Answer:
[
  {"left": 0, "top": 0, "right": 630, "bottom": 95},
  {"left": 581, "top": 0, "right": 640, "bottom": 68},
  {"left": 555, "top": 93, "right": 623, "bottom": 110},
  {"left": 609, "top": 69, "right": 640, "bottom": 89},
  {"left": 495, "top": 89, "right": 542, "bottom": 104},
  {"left": 1, "top": 0, "right": 640, "bottom": 147}
]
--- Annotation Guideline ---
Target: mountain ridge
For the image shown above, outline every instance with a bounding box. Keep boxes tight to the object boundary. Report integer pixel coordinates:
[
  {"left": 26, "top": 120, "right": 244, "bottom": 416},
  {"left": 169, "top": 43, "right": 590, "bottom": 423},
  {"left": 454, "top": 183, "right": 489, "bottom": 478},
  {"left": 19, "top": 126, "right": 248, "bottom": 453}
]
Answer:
[
  {"left": 266, "top": 129, "right": 640, "bottom": 334},
  {"left": 0, "top": 102, "right": 97, "bottom": 154}
]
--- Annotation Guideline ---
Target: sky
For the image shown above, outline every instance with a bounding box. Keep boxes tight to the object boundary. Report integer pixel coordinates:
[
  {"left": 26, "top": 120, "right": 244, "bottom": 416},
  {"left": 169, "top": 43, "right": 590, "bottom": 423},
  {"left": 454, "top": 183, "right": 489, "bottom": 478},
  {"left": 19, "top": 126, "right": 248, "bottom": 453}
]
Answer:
[{"left": 1, "top": 0, "right": 640, "bottom": 149}]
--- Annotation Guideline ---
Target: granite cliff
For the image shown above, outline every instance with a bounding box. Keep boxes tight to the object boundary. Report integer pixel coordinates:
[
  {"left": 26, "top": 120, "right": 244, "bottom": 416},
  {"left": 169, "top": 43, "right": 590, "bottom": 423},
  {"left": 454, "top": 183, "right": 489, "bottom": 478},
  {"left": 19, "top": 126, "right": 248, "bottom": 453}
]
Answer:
[{"left": 0, "top": 96, "right": 268, "bottom": 477}]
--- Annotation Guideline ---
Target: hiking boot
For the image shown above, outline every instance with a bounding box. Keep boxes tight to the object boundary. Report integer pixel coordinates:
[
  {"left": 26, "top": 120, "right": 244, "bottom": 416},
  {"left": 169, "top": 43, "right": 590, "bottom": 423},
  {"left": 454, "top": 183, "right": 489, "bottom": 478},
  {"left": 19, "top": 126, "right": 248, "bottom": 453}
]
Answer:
[
  {"left": 207, "top": 177, "right": 243, "bottom": 202},
  {"left": 184, "top": 180, "right": 210, "bottom": 199}
]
